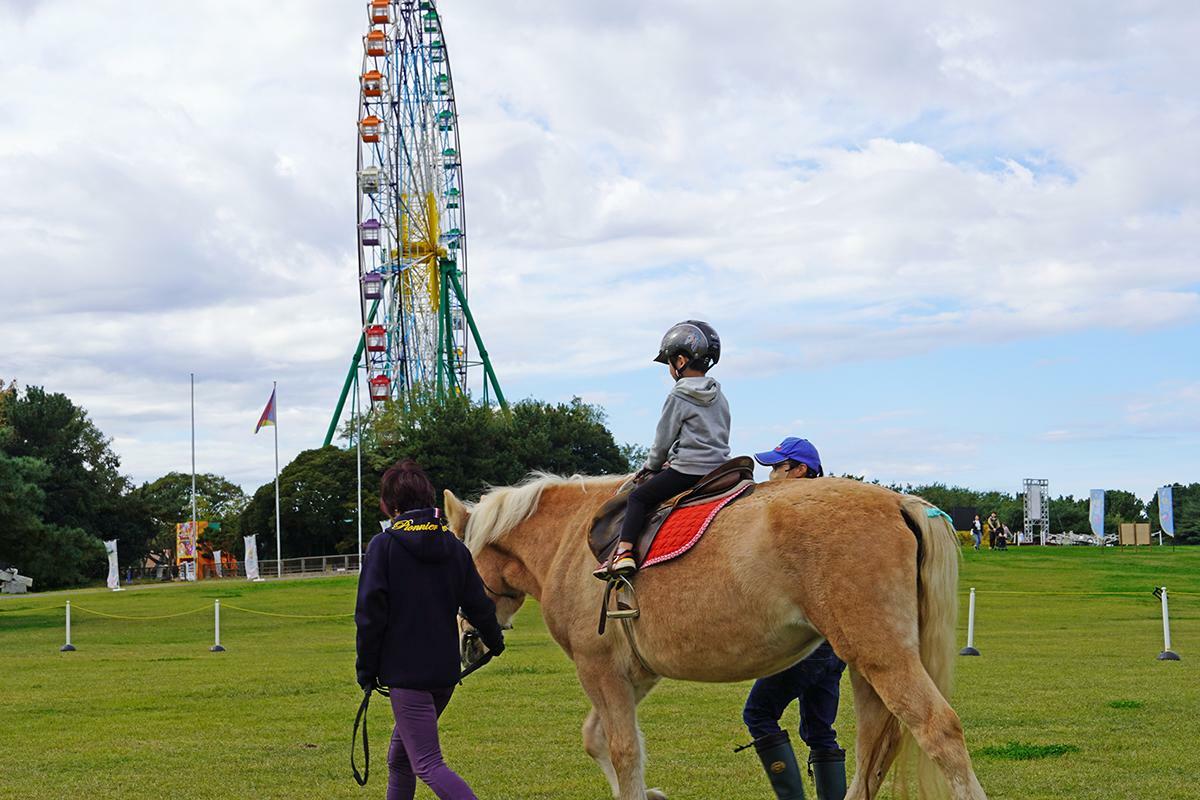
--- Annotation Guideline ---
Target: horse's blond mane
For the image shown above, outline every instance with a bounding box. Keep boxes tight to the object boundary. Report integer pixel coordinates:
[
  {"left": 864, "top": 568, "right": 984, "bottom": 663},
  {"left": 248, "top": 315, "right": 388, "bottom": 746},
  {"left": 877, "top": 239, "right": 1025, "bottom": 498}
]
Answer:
[{"left": 463, "top": 472, "right": 621, "bottom": 555}]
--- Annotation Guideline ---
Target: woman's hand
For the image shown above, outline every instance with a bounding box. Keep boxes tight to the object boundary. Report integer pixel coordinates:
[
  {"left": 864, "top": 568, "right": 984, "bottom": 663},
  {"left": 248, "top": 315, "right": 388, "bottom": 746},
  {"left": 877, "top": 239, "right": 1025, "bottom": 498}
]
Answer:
[
  {"left": 485, "top": 632, "right": 506, "bottom": 658},
  {"left": 357, "top": 671, "right": 377, "bottom": 692}
]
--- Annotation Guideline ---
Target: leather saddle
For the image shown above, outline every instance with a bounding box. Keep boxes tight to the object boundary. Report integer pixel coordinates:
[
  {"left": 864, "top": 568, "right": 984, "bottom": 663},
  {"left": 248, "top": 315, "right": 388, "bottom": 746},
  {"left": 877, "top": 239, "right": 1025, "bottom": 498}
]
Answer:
[{"left": 588, "top": 456, "right": 756, "bottom": 567}]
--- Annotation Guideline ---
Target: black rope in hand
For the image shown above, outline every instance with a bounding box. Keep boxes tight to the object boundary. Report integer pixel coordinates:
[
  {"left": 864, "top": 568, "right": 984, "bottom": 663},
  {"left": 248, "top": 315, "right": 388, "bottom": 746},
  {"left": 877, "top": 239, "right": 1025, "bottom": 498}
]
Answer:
[
  {"left": 351, "top": 655, "right": 496, "bottom": 786},
  {"left": 351, "top": 682, "right": 389, "bottom": 787}
]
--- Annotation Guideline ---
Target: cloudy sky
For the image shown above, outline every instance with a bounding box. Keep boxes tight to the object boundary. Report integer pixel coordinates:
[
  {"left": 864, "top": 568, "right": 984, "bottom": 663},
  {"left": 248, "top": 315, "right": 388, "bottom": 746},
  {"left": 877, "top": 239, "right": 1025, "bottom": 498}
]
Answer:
[{"left": 1, "top": 0, "right": 1196, "bottom": 501}]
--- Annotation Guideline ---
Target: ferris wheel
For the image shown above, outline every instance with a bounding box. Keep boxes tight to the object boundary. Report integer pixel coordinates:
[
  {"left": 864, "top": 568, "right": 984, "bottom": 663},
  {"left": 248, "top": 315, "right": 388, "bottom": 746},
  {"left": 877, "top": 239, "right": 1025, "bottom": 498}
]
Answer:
[{"left": 329, "top": 0, "right": 504, "bottom": 439}]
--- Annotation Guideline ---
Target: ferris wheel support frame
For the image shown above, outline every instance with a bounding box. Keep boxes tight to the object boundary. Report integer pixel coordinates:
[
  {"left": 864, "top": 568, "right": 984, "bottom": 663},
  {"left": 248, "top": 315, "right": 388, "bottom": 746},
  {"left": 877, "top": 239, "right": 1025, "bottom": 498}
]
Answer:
[
  {"left": 324, "top": 0, "right": 507, "bottom": 447},
  {"left": 322, "top": 265, "right": 505, "bottom": 448}
]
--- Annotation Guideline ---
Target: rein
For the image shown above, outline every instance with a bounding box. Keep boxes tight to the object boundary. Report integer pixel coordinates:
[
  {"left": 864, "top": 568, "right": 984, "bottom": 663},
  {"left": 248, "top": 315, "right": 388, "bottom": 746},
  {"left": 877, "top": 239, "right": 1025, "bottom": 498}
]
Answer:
[{"left": 351, "top": 653, "right": 496, "bottom": 786}]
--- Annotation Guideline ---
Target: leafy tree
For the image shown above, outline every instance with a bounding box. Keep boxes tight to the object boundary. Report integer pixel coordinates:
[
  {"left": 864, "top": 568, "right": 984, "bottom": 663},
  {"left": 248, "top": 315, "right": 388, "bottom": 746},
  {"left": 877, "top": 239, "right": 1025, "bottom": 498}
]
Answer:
[
  {"left": 508, "top": 398, "right": 629, "bottom": 478},
  {"left": 1147, "top": 483, "right": 1200, "bottom": 545},
  {"left": 241, "top": 446, "right": 374, "bottom": 560},
  {"left": 1049, "top": 495, "right": 1089, "bottom": 536},
  {"left": 0, "top": 385, "right": 154, "bottom": 575},
  {"left": 619, "top": 442, "right": 649, "bottom": 472},
  {"left": 898, "top": 483, "right": 1024, "bottom": 534},
  {"left": 368, "top": 391, "right": 522, "bottom": 501},
  {"left": 0, "top": 450, "right": 105, "bottom": 589},
  {"left": 133, "top": 472, "right": 249, "bottom": 553},
  {"left": 365, "top": 392, "right": 631, "bottom": 501},
  {"left": 242, "top": 393, "right": 637, "bottom": 559}
]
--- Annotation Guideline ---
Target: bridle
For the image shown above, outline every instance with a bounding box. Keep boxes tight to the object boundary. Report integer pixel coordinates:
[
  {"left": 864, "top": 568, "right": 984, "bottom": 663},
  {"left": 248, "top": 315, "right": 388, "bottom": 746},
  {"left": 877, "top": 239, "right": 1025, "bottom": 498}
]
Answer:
[
  {"left": 482, "top": 578, "right": 522, "bottom": 602},
  {"left": 460, "top": 577, "right": 518, "bottom": 662}
]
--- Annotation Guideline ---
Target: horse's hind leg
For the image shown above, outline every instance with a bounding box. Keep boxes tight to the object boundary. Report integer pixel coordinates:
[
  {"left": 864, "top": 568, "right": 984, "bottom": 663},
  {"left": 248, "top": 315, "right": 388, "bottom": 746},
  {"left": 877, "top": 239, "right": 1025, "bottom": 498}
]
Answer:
[
  {"left": 845, "top": 668, "right": 903, "bottom": 800},
  {"left": 856, "top": 657, "right": 985, "bottom": 800},
  {"left": 583, "top": 708, "right": 620, "bottom": 797}
]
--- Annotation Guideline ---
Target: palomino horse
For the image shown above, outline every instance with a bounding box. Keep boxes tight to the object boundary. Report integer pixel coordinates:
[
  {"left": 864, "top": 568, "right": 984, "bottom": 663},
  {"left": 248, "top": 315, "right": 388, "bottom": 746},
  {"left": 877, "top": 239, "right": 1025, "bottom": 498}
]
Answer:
[{"left": 446, "top": 474, "right": 986, "bottom": 800}]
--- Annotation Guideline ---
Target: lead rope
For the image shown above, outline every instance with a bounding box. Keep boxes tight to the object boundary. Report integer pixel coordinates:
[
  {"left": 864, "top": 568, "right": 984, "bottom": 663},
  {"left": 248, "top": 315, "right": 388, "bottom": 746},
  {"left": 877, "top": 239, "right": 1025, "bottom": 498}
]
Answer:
[
  {"left": 351, "top": 684, "right": 389, "bottom": 787},
  {"left": 351, "top": 653, "right": 495, "bottom": 786}
]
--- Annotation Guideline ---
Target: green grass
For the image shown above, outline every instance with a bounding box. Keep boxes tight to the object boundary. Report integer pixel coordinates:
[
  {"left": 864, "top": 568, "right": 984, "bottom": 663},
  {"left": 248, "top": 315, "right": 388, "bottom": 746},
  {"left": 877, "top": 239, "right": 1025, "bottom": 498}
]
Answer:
[
  {"left": 976, "top": 742, "right": 1080, "bottom": 761},
  {"left": 1, "top": 547, "right": 1197, "bottom": 799},
  {"left": 1107, "top": 699, "right": 1144, "bottom": 710}
]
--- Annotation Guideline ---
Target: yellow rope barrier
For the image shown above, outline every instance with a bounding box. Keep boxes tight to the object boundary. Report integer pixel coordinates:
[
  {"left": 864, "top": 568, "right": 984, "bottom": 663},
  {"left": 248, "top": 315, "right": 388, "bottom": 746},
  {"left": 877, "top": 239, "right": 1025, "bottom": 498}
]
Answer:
[
  {"left": 0, "top": 602, "right": 354, "bottom": 620},
  {"left": 961, "top": 590, "right": 1153, "bottom": 597},
  {"left": 959, "top": 590, "right": 1199, "bottom": 597},
  {"left": 221, "top": 603, "right": 353, "bottom": 620},
  {"left": 0, "top": 605, "right": 64, "bottom": 615},
  {"left": 70, "top": 604, "right": 209, "bottom": 620}
]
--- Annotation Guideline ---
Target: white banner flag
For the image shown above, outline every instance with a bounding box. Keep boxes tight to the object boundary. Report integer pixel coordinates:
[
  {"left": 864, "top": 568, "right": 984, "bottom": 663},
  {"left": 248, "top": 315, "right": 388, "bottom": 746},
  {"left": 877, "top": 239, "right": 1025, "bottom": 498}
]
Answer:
[
  {"left": 244, "top": 535, "right": 260, "bottom": 581},
  {"left": 213, "top": 550, "right": 223, "bottom": 578},
  {"left": 104, "top": 539, "right": 120, "bottom": 590}
]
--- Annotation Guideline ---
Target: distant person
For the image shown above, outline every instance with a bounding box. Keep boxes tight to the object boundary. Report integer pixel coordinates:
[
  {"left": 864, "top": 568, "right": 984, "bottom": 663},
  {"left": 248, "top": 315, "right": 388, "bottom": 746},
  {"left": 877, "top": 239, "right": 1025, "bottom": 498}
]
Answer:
[
  {"left": 987, "top": 512, "right": 1001, "bottom": 550},
  {"left": 355, "top": 459, "right": 505, "bottom": 800},
  {"left": 742, "top": 437, "right": 846, "bottom": 800},
  {"left": 972, "top": 515, "right": 982, "bottom": 551}
]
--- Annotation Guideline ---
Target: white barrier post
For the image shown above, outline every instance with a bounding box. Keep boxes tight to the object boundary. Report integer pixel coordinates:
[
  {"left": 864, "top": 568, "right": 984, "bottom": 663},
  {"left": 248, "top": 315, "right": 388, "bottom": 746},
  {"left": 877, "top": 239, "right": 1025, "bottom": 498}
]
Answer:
[
  {"left": 210, "top": 599, "right": 226, "bottom": 652},
  {"left": 1157, "top": 587, "right": 1180, "bottom": 661},
  {"left": 60, "top": 600, "right": 76, "bottom": 652},
  {"left": 959, "top": 588, "right": 981, "bottom": 656}
]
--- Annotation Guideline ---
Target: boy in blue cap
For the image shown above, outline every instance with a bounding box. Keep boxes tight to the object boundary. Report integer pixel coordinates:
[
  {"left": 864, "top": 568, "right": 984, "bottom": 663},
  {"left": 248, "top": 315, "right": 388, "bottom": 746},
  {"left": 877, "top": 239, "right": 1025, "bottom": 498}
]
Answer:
[{"left": 743, "top": 437, "right": 847, "bottom": 800}]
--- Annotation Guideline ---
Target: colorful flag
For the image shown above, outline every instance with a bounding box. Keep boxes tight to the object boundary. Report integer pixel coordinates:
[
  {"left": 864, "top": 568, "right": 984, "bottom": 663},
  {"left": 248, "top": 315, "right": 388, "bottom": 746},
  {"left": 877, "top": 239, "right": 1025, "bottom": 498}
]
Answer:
[
  {"left": 1158, "top": 486, "right": 1175, "bottom": 537},
  {"left": 1089, "top": 489, "right": 1105, "bottom": 539},
  {"left": 255, "top": 388, "right": 277, "bottom": 433}
]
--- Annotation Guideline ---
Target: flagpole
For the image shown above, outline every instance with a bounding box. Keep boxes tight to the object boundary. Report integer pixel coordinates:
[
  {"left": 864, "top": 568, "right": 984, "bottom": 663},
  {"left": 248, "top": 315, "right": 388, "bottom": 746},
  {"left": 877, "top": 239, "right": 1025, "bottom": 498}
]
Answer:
[
  {"left": 355, "top": 370, "right": 363, "bottom": 571},
  {"left": 190, "top": 373, "right": 197, "bottom": 581},
  {"left": 273, "top": 380, "right": 281, "bottom": 578}
]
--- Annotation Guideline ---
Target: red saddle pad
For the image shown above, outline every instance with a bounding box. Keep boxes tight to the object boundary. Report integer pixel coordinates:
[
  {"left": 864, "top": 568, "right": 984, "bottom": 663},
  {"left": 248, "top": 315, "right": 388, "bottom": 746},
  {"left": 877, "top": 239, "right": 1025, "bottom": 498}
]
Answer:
[{"left": 642, "top": 485, "right": 750, "bottom": 568}]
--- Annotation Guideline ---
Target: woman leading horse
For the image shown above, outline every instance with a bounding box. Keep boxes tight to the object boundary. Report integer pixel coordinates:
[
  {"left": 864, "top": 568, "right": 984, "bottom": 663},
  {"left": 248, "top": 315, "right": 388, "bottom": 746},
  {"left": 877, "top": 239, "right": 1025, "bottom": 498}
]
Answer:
[{"left": 446, "top": 474, "right": 987, "bottom": 800}]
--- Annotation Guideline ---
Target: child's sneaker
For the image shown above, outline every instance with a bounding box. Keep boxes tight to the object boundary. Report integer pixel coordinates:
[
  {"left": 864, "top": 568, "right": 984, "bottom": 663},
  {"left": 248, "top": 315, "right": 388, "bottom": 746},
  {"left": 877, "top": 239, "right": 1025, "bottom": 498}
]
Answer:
[{"left": 610, "top": 548, "right": 637, "bottom": 575}]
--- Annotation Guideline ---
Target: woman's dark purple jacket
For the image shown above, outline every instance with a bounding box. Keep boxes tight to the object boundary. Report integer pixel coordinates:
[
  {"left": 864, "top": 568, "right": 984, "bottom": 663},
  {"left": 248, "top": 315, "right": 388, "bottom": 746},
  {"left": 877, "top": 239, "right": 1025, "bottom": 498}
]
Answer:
[{"left": 354, "top": 507, "right": 504, "bottom": 690}]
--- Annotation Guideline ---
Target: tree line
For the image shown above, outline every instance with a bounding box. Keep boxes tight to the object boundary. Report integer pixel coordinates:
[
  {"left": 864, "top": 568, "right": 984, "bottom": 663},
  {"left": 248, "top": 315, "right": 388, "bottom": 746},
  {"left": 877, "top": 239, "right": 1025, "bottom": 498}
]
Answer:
[
  {"left": 0, "top": 386, "right": 636, "bottom": 587},
  {"left": 884, "top": 482, "right": 1200, "bottom": 545},
  {"left": 3, "top": 382, "right": 1195, "bottom": 590}
]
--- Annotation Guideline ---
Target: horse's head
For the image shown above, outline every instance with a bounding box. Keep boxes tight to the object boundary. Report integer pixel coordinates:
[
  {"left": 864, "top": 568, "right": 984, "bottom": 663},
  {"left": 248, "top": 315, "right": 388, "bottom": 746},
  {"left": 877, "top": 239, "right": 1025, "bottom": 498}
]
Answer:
[{"left": 445, "top": 488, "right": 526, "bottom": 667}]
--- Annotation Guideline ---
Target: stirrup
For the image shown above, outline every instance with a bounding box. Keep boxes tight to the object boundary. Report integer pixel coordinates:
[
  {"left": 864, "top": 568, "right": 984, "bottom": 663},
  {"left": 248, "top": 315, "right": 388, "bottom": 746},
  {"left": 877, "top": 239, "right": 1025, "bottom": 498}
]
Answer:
[{"left": 597, "top": 573, "right": 640, "bottom": 635}]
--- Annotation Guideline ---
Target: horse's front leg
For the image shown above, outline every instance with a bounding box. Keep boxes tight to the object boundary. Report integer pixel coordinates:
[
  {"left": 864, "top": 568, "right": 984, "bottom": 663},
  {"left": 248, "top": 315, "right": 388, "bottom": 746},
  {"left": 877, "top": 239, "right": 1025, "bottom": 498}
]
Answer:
[{"left": 577, "top": 660, "right": 663, "bottom": 800}]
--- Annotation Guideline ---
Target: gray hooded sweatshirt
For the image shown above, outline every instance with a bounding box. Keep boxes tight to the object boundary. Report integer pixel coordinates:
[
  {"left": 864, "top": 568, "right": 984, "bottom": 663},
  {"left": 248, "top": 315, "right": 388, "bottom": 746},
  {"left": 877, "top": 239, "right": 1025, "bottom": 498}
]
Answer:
[{"left": 644, "top": 376, "right": 731, "bottom": 476}]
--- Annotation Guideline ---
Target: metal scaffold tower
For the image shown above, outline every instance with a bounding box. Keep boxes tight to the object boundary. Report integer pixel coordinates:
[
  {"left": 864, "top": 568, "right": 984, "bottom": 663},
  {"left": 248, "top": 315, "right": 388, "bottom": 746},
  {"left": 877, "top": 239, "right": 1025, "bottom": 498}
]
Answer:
[{"left": 1023, "top": 478, "right": 1050, "bottom": 545}]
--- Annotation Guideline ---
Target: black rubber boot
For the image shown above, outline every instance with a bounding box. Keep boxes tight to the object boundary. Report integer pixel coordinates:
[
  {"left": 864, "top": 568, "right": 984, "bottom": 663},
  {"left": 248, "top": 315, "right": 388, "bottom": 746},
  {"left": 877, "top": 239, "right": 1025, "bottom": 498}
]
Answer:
[
  {"left": 753, "top": 731, "right": 807, "bottom": 799},
  {"left": 808, "top": 748, "right": 847, "bottom": 800}
]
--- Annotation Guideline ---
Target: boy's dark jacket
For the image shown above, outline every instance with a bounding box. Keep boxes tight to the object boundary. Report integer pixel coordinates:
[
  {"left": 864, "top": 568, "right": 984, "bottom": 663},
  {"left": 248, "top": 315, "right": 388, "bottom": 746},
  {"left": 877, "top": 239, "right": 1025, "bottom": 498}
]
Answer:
[{"left": 355, "top": 507, "right": 504, "bottom": 689}]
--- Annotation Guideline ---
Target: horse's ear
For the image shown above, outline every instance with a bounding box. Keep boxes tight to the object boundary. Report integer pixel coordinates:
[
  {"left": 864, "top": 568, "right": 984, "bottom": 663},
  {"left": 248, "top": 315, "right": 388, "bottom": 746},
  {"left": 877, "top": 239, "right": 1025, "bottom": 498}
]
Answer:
[{"left": 444, "top": 489, "right": 470, "bottom": 539}]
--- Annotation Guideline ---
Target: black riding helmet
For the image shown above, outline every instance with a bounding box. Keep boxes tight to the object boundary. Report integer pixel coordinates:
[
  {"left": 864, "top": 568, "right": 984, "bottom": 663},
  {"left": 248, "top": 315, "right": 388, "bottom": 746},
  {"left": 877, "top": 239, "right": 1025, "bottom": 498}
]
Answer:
[{"left": 653, "top": 320, "right": 721, "bottom": 372}]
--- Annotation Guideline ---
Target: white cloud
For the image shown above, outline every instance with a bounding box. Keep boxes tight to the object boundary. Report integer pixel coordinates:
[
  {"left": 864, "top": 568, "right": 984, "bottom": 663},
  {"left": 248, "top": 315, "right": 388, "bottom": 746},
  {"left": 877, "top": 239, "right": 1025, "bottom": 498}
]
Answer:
[{"left": 0, "top": 0, "right": 1197, "bottom": 489}]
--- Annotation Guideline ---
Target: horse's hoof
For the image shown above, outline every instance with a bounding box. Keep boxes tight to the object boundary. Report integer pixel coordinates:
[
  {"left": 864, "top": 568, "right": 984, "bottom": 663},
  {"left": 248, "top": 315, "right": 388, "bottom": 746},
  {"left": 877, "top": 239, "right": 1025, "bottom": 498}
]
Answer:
[{"left": 646, "top": 789, "right": 668, "bottom": 800}]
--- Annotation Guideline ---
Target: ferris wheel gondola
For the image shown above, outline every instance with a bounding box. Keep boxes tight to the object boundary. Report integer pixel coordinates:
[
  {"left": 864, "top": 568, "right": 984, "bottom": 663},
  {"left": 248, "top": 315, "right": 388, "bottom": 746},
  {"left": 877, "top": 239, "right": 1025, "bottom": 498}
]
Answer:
[
  {"left": 347, "top": 0, "right": 502, "bottom": 412},
  {"left": 325, "top": 0, "right": 504, "bottom": 445}
]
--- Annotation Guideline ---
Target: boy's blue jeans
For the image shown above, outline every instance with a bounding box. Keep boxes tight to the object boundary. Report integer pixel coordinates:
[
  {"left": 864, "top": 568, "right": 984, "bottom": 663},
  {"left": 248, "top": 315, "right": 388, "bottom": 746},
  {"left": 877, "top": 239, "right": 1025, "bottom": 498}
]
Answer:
[{"left": 742, "top": 641, "right": 846, "bottom": 751}]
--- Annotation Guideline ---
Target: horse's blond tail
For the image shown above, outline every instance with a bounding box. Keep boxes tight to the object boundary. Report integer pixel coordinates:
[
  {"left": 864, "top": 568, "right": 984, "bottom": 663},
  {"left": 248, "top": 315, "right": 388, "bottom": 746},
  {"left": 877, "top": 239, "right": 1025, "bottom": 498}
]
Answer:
[{"left": 901, "top": 497, "right": 960, "bottom": 799}]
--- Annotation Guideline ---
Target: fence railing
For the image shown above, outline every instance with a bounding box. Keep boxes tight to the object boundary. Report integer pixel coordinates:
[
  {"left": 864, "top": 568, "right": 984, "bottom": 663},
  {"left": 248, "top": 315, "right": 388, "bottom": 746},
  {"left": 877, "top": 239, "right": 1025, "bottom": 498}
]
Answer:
[{"left": 121, "top": 554, "right": 363, "bottom": 583}]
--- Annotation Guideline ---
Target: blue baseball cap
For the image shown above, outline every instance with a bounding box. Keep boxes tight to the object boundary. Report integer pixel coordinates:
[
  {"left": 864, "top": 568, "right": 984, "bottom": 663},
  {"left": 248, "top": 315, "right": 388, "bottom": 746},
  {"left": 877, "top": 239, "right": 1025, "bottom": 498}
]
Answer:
[{"left": 755, "top": 437, "right": 823, "bottom": 475}]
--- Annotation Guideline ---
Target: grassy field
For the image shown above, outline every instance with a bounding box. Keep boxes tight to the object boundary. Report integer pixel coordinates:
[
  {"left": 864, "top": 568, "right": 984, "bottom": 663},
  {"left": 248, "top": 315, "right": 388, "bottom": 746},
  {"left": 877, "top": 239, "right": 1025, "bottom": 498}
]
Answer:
[{"left": 1, "top": 547, "right": 1197, "bottom": 799}]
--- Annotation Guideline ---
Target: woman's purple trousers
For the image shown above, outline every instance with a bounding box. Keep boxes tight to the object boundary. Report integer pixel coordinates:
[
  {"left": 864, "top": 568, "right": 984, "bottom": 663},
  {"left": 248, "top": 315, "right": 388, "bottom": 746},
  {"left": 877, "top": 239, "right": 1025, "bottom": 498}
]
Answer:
[{"left": 386, "top": 687, "right": 477, "bottom": 800}]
